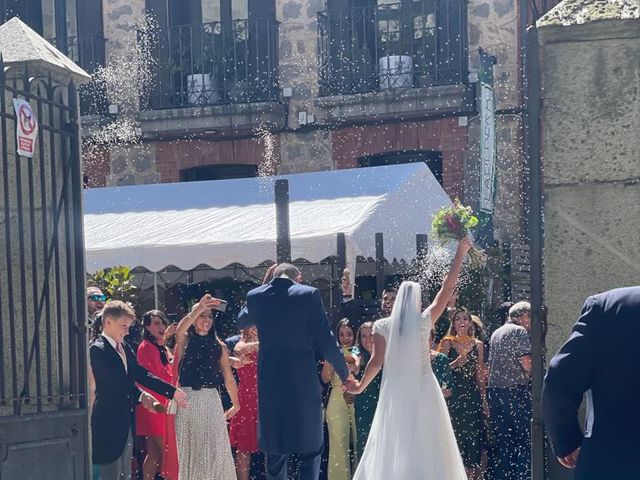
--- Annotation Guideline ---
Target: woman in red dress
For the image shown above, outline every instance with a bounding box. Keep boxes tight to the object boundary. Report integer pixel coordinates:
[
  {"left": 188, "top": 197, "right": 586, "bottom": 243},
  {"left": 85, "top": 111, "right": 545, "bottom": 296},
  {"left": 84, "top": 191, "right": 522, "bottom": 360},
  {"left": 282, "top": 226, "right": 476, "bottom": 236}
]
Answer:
[
  {"left": 136, "top": 310, "right": 175, "bottom": 480},
  {"left": 229, "top": 325, "right": 260, "bottom": 480}
]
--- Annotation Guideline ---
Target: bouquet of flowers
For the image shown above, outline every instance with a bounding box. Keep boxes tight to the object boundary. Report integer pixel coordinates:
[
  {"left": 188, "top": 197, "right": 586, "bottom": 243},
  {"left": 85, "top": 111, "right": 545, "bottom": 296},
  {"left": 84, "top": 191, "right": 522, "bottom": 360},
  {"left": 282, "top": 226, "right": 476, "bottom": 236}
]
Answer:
[{"left": 432, "top": 200, "right": 487, "bottom": 266}]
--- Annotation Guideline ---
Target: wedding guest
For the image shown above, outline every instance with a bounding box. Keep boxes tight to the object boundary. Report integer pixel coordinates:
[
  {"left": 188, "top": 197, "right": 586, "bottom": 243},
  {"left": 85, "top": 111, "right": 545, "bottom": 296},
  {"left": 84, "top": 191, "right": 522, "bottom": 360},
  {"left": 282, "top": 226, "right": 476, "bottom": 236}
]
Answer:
[
  {"left": 160, "top": 316, "right": 179, "bottom": 480},
  {"left": 136, "top": 310, "right": 175, "bottom": 480},
  {"left": 379, "top": 287, "right": 397, "bottom": 318},
  {"left": 229, "top": 326, "right": 260, "bottom": 480},
  {"left": 90, "top": 301, "right": 187, "bottom": 480},
  {"left": 354, "top": 322, "right": 381, "bottom": 459},
  {"left": 439, "top": 308, "right": 487, "bottom": 480},
  {"left": 431, "top": 346, "right": 454, "bottom": 401},
  {"left": 488, "top": 301, "right": 532, "bottom": 480},
  {"left": 174, "top": 294, "right": 240, "bottom": 480},
  {"left": 321, "top": 319, "right": 360, "bottom": 480},
  {"left": 87, "top": 286, "right": 106, "bottom": 326},
  {"left": 471, "top": 315, "right": 486, "bottom": 343}
]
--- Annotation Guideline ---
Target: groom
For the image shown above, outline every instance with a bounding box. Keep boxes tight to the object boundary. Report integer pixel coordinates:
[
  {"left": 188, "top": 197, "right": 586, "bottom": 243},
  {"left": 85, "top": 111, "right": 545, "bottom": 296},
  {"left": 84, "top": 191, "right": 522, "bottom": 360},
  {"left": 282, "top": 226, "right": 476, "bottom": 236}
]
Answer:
[{"left": 239, "top": 263, "right": 355, "bottom": 480}]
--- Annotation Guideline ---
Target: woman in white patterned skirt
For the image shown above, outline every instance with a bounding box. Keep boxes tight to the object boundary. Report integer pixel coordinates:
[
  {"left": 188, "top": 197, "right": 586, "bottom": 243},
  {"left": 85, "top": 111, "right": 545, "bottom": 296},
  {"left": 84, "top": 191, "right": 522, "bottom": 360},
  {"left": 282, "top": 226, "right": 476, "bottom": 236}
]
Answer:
[{"left": 174, "top": 294, "right": 240, "bottom": 480}]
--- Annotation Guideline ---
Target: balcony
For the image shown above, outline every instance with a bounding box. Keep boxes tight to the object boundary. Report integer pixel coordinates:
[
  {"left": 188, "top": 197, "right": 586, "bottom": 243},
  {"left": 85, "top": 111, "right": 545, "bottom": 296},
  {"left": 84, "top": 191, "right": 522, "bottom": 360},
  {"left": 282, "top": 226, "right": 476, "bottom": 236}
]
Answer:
[
  {"left": 49, "top": 35, "right": 108, "bottom": 116},
  {"left": 317, "top": 0, "right": 468, "bottom": 97},
  {"left": 145, "top": 18, "right": 280, "bottom": 110}
]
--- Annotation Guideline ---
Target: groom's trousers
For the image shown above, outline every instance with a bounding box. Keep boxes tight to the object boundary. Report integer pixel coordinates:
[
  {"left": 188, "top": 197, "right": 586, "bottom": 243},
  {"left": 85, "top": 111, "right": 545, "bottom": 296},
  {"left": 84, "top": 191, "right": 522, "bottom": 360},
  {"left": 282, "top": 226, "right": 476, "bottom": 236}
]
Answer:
[{"left": 266, "top": 449, "right": 322, "bottom": 480}]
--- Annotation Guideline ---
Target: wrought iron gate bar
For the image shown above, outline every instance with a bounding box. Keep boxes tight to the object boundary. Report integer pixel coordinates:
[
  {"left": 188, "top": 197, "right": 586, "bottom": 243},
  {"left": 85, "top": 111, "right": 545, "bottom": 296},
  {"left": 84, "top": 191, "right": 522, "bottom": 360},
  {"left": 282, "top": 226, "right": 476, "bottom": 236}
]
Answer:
[{"left": 0, "top": 58, "right": 86, "bottom": 413}]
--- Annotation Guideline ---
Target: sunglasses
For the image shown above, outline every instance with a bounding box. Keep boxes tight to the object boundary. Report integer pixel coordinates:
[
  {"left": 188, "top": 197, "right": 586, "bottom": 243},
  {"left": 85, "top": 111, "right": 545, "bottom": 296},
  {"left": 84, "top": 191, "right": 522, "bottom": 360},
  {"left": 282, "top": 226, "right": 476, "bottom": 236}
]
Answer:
[{"left": 88, "top": 294, "right": 107, "bottom": 302}]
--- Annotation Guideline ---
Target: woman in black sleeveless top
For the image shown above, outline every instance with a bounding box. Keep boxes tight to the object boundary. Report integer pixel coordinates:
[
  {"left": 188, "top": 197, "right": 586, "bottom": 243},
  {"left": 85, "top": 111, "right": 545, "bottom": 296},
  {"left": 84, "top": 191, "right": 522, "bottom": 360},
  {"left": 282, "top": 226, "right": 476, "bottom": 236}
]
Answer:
[{"left": 174, "top": 294, "right": 240, "bottom": 480}]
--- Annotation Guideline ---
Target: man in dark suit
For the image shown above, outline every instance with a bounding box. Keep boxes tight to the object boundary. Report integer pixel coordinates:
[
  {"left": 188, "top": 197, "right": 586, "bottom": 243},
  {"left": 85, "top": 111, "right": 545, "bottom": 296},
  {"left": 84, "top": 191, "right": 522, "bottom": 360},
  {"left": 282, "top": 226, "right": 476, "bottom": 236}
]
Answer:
[
  {"left": 90, "top": 300, "right": 187, "bottom": 480},
  {"left": 543, "top": 286, "right": 640, "bottom": 479},
  {"left": 239, "top": 263, "right": 356, "bottom": 480}
]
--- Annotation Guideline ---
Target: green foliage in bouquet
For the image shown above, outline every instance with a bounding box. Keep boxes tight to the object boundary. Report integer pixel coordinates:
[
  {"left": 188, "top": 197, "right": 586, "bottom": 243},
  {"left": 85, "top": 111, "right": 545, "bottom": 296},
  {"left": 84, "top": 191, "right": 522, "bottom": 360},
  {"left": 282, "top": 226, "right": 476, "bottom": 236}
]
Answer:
[{"left": 432, "top": 200, "right": 487, "bottom": 266}]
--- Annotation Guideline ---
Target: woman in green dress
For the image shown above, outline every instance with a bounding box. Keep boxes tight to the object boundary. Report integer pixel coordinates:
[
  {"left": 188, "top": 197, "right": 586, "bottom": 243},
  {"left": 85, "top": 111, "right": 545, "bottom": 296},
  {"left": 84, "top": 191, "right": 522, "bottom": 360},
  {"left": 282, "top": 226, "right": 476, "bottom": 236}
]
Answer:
[
  {"left": 438, "top": 308, "right": 488, "bottom": 480},
  {"left": 353, "top": 322, "right": 382, "bottom": 460},
  {"left": 431, "top": 348, "right": 454, "bottom": 402},
  {"left": 321, "top": 319, "right": 359, "bottom": 480}
]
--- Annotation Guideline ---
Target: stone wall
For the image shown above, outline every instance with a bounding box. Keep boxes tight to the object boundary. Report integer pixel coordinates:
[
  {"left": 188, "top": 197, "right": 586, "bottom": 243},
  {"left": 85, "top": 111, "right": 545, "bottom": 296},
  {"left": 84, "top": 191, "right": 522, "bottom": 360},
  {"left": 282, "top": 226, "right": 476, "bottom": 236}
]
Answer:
[
  {"left": 279, "top": 130, "right": 334, "bottom": 173},
  {"left": 103, "top": 0, "right": 145, "bottom": 63},
  {"left": 468, "top": 0, "right": 520, "bottom": 110},
  {"left": 539, "top": 18, "right": 640, "bottom": 358}
]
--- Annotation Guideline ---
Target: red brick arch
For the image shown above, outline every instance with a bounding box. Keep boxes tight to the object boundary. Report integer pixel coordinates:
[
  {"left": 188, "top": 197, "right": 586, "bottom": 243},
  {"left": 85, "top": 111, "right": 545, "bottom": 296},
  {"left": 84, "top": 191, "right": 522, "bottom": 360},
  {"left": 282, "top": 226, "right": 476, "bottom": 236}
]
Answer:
[{"left": 332, "top": 117, "right": 468, "bottom": 200}]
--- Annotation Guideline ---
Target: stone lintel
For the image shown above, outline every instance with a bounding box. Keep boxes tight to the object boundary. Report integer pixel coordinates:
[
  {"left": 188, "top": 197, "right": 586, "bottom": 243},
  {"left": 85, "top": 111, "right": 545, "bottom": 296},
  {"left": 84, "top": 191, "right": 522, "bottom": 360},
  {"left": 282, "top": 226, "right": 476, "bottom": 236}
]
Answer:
[
  {"left": 314, "top": 84, "right": 475, "bottom": 124},
  {"left": 137, "top": 102, "right": 287, "bottom": 139}
]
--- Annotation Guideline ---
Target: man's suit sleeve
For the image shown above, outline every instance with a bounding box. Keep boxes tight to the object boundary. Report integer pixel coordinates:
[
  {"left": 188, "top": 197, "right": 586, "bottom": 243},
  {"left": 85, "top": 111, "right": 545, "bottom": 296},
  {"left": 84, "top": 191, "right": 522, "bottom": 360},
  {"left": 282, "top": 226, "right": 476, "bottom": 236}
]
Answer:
[
  {"left": 542, "top": 296, "right": 598, "bottom": 457},
  {"left": 308, "top": 289, "right": 350, "bottom": 382},
  {"left": 130, "top": 351, "right": 176, "bottom": 400},
  {"left": 237, "top": 304, "right": 254, "bottom": 329}
]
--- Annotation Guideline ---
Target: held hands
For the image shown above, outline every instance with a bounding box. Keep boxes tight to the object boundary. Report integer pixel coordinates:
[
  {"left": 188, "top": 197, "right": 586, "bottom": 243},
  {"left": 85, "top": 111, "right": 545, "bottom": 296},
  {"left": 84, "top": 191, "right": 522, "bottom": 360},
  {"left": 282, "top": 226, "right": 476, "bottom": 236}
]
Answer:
[
  {"left": 141, "top": 392, "right": 165, "bottom": 413},
  {"left": 173, "top": 388, "right": 189, "bottom": 409},
  {"left": 342, "top": 373, "right": 358, "bottom": 394},
  {"left": 225, "top": 405, "right": 240, "bottom": 421}
]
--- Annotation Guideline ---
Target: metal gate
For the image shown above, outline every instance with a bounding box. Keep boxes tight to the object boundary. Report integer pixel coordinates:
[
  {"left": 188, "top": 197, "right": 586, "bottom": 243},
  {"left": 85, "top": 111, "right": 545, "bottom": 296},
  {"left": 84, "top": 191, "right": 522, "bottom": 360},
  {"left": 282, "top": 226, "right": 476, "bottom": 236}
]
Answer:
[{"left": 0, "top": 59, "right": 89, "bottom": 479}]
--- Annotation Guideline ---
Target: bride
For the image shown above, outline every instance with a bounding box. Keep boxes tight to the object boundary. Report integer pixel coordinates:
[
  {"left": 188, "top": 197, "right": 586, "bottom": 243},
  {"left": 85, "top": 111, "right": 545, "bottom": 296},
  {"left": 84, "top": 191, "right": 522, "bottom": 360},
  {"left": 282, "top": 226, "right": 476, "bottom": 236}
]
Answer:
[{"left": 347, "top": 238, "right": 471, "bottom": 479}]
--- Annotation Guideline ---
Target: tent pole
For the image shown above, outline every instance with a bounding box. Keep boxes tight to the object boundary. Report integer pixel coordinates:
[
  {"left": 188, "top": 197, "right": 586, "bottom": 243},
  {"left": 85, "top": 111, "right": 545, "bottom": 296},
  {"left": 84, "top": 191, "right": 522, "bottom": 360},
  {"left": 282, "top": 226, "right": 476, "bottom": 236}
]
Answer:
[
  {"left": 275, "top": 179, "right": 291, "bottom": 263},
  {"left": 153, "top": 272, "right": 159, "bottom": 310},
  {"left": 375, "top": 233, "right": 384, "bottom": 299}
]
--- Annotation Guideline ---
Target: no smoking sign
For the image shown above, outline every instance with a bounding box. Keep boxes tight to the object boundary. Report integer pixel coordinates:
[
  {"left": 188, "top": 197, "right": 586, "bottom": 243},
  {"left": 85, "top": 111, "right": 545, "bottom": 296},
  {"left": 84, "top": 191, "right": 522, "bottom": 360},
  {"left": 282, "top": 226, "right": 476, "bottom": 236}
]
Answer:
[{"left": 13, "top": 98, "right": 38, "bottom": 158}]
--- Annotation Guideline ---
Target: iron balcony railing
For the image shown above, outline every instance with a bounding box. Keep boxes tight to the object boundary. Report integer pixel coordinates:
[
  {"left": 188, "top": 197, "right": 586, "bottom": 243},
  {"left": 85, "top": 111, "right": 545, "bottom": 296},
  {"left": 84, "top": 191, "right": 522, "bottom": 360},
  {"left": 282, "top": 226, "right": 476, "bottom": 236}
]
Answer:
[
  {"left": 318, "top": 0, "right": 468, "bottom": 96},
  {"left": 146, "top": 18, "right": 280, "bottom": 109},
  {"left": 50, "top": 35, "right": 108, "bottom": 116}
]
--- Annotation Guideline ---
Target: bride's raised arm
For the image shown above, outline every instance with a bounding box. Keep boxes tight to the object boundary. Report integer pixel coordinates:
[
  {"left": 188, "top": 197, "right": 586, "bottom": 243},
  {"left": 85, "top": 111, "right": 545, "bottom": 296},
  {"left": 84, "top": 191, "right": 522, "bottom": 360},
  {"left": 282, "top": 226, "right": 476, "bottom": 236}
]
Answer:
[{"left": 425, "top": 238, "right": 472, "bottom": 322}]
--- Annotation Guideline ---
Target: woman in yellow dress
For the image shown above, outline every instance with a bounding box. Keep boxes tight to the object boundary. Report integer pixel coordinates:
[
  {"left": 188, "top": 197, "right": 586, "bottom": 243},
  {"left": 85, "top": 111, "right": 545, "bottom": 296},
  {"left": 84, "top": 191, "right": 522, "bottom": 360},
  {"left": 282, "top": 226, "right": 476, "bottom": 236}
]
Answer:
[{"left": 321, "top": 318, "right": 360, "bottom": 480}]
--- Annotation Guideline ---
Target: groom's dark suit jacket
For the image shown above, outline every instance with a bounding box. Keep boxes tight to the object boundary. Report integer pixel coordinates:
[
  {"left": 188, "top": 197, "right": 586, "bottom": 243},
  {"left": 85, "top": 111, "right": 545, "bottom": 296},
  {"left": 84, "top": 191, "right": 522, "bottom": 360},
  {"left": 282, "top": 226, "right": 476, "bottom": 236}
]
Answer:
[
  {"left": 90, "top": 335, "right": 176, "bottom": 465},
  {"left": 239, "top": 277, "right": 349, "bottom": 455},
  {"left": 543, "top": 286, "right": 640, "bottom": 480}
]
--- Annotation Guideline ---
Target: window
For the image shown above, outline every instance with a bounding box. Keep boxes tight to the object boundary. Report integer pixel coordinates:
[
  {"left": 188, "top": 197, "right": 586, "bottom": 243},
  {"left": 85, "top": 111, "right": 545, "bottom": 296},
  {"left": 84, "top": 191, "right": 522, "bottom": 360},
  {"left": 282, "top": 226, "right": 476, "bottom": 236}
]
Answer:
[
  {"left": 147, "top": 0, "right": 278, "bottom": 108},
  {"left": 318, "top": 0, "right": 467, "bottom": 95},
  {"left": 179, "top": 164, "right": 258, "bottom": 182},
  {"left": 358, "top": 150, "right": 443, "bottom": 185}
]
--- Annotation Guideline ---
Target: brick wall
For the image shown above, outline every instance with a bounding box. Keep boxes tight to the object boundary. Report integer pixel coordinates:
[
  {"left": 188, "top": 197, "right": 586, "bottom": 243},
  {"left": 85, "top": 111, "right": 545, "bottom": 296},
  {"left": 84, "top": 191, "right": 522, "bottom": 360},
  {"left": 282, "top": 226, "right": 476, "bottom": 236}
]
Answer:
[
  {"left": 332, "top": 117, "right": 469, "bottom": 200},
  {"left": 155, "top": 136, "right": 279, "bottom": 183}
]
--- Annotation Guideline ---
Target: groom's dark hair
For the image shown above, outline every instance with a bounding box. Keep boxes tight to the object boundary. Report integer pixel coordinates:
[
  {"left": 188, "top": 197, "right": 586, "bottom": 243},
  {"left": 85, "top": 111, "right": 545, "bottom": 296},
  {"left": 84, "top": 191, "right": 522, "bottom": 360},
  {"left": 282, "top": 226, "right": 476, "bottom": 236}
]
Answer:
[{"left": 273, "top": 263, "right": 300, "bottom": 280}]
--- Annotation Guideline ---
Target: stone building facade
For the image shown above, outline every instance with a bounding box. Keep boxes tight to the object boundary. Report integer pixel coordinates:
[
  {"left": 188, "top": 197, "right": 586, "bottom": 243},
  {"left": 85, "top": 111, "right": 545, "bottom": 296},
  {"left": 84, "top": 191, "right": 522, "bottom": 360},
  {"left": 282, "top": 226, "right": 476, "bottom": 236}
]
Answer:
[
  {"left": 102, "top": 0, "right": 533, "bottom": 242},
  {"left": 6, "top": 0, "right": 558, "bottom": 246}
]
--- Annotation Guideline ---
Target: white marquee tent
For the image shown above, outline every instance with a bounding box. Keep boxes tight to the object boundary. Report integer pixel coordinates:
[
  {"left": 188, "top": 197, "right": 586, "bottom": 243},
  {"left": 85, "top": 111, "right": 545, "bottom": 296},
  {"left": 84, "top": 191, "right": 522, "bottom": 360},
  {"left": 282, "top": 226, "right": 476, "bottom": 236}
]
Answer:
[{"left": 83, "top": 163, "right": 452, "bottom": 277}]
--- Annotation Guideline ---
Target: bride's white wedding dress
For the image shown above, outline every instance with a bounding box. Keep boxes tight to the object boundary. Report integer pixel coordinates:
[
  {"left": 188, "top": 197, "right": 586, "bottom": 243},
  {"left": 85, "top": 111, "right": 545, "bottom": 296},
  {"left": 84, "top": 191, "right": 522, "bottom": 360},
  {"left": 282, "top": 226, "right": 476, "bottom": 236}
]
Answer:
[{"left": 353, "top": 281, "right": 467, "bottom": 479}]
